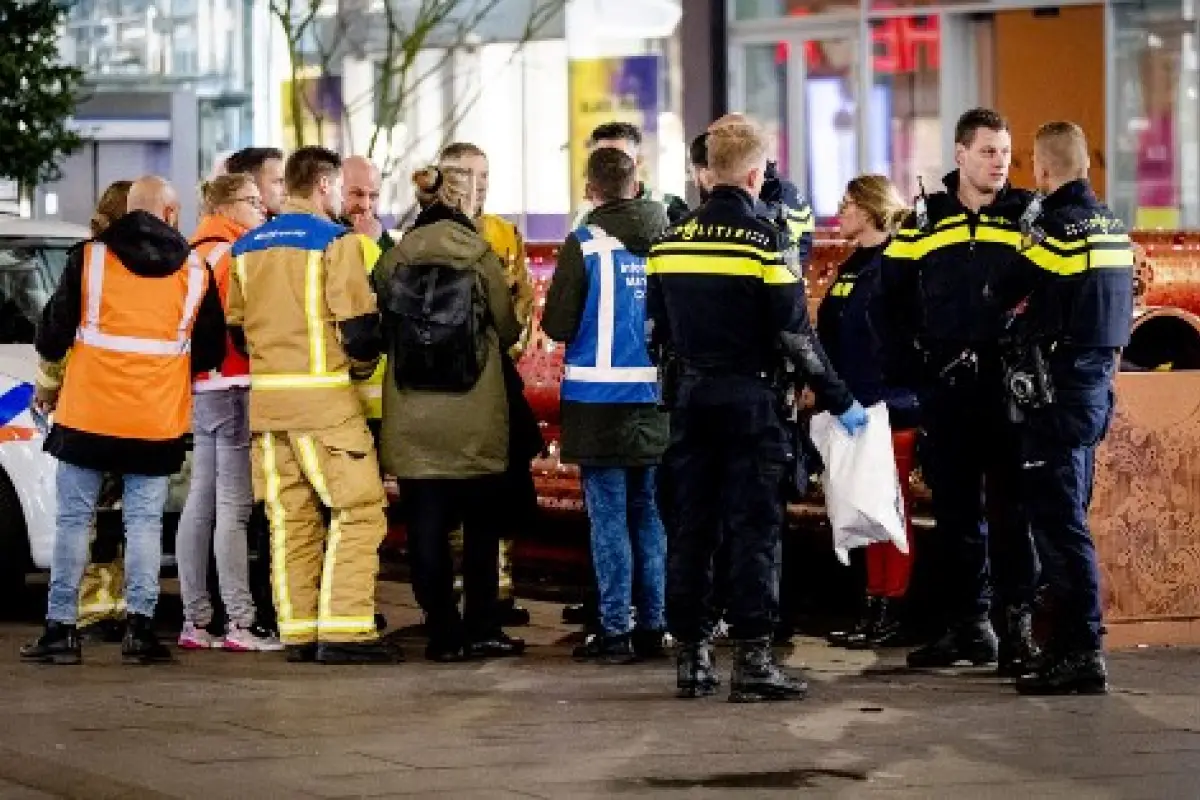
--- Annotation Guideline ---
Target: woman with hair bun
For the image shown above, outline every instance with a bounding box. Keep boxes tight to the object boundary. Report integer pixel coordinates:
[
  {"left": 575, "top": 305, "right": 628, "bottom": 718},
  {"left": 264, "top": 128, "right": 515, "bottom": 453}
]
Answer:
[
  {"left": 373, "top": 166, "right": 525, "bottom": 663},
  {"left": 817, "top": 174, "right": 921, "bottom": 651}
]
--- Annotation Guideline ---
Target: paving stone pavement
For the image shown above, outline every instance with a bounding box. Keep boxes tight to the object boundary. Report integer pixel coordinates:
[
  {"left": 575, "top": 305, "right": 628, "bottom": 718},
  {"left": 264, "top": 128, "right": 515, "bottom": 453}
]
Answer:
[{"left": 0, "top": 580, "right": 1197, "bottom": 799}]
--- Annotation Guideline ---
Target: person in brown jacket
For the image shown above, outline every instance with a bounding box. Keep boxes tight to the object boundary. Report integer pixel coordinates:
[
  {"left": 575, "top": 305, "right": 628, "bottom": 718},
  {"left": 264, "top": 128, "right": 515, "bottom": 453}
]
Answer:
[
  {"left": 374, "top": 165, "right": 525, "bottom": 663},
  {"left": 226, "top": 146, "right": 396, "bottom": 665}
]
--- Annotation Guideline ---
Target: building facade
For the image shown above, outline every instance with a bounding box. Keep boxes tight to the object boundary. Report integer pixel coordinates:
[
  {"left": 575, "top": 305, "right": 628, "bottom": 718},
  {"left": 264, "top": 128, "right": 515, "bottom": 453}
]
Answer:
[{"left": 684, "top": 0, "right": 1200, "bottom": 228}]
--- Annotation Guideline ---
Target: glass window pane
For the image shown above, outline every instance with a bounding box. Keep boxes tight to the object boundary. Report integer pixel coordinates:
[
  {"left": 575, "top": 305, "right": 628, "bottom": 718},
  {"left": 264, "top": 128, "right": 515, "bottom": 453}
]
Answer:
[
  {"left": 744, "top": 42, "right": 790, "bottom": 170},
  {"left": 804, "top": 37, "right": 859, "bottom": 220},
  {"left": 1111, "top": 1, "right": 1200, "bottom": 229},
  {"left": 733, "top": 0, "right": 861, "bottom": 21},
  {"left": 868, "top": 15, "right": 942, "bottom": 204}
]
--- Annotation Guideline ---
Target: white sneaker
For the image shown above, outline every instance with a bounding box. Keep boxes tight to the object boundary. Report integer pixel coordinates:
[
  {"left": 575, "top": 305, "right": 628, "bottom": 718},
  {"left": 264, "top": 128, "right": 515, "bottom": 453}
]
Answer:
[
  {"left": 178, "top": 622, "right": 222, "bottom": 650},
  {"left": 223, "top": 623, "right": 285, "bottom": 652}
]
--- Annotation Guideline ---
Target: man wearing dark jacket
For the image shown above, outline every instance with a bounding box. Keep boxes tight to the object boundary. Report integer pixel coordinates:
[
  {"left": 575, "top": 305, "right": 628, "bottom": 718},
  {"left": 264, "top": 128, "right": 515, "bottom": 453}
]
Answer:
[
  {"left": 22, "top": 176, "right": 227, "bottom": 665},
  {"left": 544, "top": 148, "right": 671, "bottom": 664}
]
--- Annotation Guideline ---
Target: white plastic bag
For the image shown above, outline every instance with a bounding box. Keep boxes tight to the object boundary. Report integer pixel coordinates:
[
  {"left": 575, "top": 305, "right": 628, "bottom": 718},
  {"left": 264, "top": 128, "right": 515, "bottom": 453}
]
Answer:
[{"left": 808, "top": 403, "right": 908, "bottom": 566}]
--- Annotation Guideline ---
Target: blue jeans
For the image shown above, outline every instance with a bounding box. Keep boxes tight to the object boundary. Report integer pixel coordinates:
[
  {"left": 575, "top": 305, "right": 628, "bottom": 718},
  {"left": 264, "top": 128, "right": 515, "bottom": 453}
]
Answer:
[
  {"left": 581, "top": 466, "right": 666, "bottom": 636},
  {"left": 47, "top": 463, "right": 170, "bottom": 624},
  {"left": 177, "top": 388, "right": 256, "bottom": 627}
]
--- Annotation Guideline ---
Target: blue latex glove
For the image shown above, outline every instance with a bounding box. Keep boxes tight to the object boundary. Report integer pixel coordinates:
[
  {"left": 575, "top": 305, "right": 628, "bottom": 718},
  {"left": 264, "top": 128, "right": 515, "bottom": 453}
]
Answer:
[{"left": 836, "top": 400, "right": 868, "bottom": 436}]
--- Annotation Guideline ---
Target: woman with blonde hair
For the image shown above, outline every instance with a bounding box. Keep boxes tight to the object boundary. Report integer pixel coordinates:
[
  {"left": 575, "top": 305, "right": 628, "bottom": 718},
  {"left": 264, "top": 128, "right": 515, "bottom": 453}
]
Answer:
[
  {"left": 373, "top": 165, "right": 525, "bottom": 662},
  {"left": 176, "top": 173, "right": 280, "bottom": 652},
  {"left": 817, "top": 174, "right": 921, "bottom": 651}
]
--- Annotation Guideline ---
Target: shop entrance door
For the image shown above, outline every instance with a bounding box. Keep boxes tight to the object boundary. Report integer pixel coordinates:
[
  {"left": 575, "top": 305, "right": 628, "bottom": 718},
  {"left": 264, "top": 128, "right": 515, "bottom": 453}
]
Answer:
[{"left": 732, "top": 22, "right": 862, "bottom": 223}]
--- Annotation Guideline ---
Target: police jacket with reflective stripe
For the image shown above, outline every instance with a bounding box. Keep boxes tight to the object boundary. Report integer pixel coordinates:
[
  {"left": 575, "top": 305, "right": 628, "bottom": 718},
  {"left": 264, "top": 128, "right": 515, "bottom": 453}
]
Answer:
[
  {"left": 999, "top": 180, "right": 1134, "bottom": 353},
  {"left": 816, "top": 241, "right": 920, "bottom": 427},
  {"left": 647, "top": 186, "right": 853, "bottom": 413},
  {"left": 36, "top": 211, "right": 226, "bottom": 475},
  {"left": 228, "top": 197, "right": 382, "bottom": 432},
  {"left": 759, "top": 161, "right": 815, "bottom": 267},
  {"left": 880, "top": 171, "right": 1036, "bottom": 362}
]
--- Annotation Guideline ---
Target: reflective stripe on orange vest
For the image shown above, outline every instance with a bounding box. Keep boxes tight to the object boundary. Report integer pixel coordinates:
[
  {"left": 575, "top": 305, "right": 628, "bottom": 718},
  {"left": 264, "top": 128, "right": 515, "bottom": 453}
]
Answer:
[
  {"left": 55, "top": 242, "right": 207, "bottom": 441},
  {"left": 77, "top": 243, "right": 206, "bottom": 357}
]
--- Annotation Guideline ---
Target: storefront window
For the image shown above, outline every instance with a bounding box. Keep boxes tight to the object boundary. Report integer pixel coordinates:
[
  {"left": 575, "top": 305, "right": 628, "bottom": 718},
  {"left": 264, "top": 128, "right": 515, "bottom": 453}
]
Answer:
[
  {"left": 744, "top": 42, "right": 791, "bottom": 170},
  {"left": 1111, "top": 0, "right": 1200, "bottom": 228},
  {"left": 867, "top": 15, "right": 941, "bottom": 203},
  {"left": 733, "top": 0, "right": 861, "bottom": 21}
]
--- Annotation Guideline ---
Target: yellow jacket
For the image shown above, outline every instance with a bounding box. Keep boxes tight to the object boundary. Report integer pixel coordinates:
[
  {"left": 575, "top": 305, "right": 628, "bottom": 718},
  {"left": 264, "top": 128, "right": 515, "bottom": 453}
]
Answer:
[
  {"left": 227, "top": 197, "right": 380, "bottom": 432},
  {"left": 355, "top": 236, "right": 385, "bottom": 420},
  {"left": 477, "top": 213, "right": 534, "bottom": 360}
]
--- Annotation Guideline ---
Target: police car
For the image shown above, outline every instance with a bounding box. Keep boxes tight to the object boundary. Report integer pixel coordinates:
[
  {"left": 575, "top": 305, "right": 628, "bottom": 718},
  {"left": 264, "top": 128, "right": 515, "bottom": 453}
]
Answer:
[{"left": 0, "top": 216, "right": 190, "bottom": 603}]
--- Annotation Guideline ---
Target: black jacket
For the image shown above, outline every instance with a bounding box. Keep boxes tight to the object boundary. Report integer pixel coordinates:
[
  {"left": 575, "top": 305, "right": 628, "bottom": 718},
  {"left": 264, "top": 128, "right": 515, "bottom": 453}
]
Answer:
[
  {"left": 543, "top": 198, "right": 670, "bottom": 467},
  {"left": 880, "top": 170, "right": 1036, "bottom": 381},
  {"left": 817, "top": 242, "right": 920, "bottom": 428},
  {"left": 36, "top": 211, "right": 226, "bottom": 476},
  {"left": 647, "top": 186, "right": 853, "bottom": 414},
  {"left": 999, "top": 180, "right": 1134, "bottom": 351}
]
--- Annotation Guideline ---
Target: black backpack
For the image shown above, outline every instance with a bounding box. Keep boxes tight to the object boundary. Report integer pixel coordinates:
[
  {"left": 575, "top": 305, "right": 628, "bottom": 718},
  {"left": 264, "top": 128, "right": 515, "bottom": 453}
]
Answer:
[{"left": 384, "top": 262, "right": 489, "bottom": 392}]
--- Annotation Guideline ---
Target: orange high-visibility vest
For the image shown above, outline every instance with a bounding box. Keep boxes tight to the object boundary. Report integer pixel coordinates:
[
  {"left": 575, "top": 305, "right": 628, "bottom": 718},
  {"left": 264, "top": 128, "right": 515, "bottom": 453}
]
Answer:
[{"left": 55, "top": 242, "right": 208, "bottom": 441}]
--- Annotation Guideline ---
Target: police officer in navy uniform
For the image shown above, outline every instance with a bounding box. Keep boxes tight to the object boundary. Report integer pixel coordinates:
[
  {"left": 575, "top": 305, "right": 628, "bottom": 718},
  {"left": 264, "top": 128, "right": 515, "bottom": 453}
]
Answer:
[
  {"left": 880, "top": 109, "right": 1041, "bottom": 675},
  {"left": 688, "top": 125, "right": 818, "bottom": 645},
  {"left": 649, "top": 120, "right": 867, "bottom": 702},
  {"left": 994, "top": 122, "right": 1133, "bottom": 695}
]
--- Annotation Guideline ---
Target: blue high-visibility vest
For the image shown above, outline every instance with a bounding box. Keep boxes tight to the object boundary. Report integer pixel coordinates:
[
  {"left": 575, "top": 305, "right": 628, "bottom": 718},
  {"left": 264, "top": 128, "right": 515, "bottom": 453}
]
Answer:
[{"left": 561, "top": 225, "right": 659, "bottom": 404}]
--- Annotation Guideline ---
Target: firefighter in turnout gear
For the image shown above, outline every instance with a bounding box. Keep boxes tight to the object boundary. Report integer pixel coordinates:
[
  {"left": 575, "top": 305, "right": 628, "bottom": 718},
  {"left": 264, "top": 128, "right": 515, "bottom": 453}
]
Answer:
[
  {"left": 227, "top": 146, "right": 397, "bottom": 665},
  {"left": 880, "top": 109, "right": 1041, "bottom": 676},
  {"left": 648, "top": 121, "right": 866, "bottom": 702},
  {"left": 996, "top": 123, "right": 1133, "bottom": 695}
]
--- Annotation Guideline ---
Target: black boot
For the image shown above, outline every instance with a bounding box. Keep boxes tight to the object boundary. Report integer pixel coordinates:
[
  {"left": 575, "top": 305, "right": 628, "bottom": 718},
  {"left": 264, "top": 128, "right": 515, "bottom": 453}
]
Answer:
[
  {"left": 498, "top": 598, "right": 531, "bottom": 627},
  {"left": 122, "top": 614, "right": 173, "bottom": 665},
  {"left": 286, "top": 643, "right": 319, "bottom": 663},
  {"left": 78, "top": 618, "right": 126, "bottom": 644},
  {"left": 632, "top": 628, "right": 670, "bottom": 660},
  {"left": 906, "top": 616, "right": 999, "bottom": 669},
  {"left": 858, "top": 598, "right": 910, "bottom": 649},
  {"left": 562, "top": 601, "right": 595, "bottom": 626},
  {"left": 729, "top": 638, "right": 808, "bottom": 703},
  {"left": 20, "top": 621, "right": 82, "bottom": 665},
  {"left": 676, "top": 641, "right": 720, "bottom": 699},
  {"left": 574, "top": 632, "right": 638, "bottom": 664},
  {"left": 466, "top": 630, "right": 526, "bottom": 659},
  {"left": 1015, "top": 649, "right": 1108, "bottom": 695},
  {"left": 316, "top": 639, "right": 403, "bottom": 664},
  {"left": 828, "top": 595, "right": 880, "bottom": 648},
  {"left": 997, "top": 605, "right": 1041, "bottom": 678}
]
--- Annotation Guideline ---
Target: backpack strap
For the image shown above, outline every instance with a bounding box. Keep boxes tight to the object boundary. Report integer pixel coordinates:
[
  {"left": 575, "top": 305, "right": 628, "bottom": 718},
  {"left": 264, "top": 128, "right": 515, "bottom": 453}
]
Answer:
[{"left": 190, "top": 236, "right": 233, "bottom": 269}]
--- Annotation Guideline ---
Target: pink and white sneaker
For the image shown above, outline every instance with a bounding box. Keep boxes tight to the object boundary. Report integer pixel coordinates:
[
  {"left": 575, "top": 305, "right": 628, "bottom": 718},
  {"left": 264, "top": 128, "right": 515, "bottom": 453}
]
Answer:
[
  {"left": 178, "top": 622, "right": 222, "bottom": 650},
  {"left": 223, "top": 624, "right": 285, "bottom": 652}
]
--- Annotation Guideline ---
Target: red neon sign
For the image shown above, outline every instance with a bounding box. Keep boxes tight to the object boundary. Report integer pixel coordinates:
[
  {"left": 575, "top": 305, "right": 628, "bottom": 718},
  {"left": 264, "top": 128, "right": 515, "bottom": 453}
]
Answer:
[{"left": 773, "top": 15, "right": 940, "bottom": 75}]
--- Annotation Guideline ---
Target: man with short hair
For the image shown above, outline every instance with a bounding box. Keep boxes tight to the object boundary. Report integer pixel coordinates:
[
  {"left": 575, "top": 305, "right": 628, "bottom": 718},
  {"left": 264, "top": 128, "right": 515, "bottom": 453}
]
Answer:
[
  {"left": 227, "top": 146, "right": 395, "bottom": 664},
  {"left": 225, "top": 147, "right": 286, "bottom": 217},
  {"left": 648, "top": 122, "right": 864, "bottom": 702},
  {"left": 543, "top": 147, "right": 671, "bottom": 664},
  {"left": 998, "top": 122, "right": 1133, "bottom": 695},
  {"left": 574, "top": 122, "right": 688, "bottom": 226},
  {"left": 23, "top": 175, "right": 227, "bottom": 665},
  {"left": 880, "top": 108, "right": 1041, "bottom": 674}
]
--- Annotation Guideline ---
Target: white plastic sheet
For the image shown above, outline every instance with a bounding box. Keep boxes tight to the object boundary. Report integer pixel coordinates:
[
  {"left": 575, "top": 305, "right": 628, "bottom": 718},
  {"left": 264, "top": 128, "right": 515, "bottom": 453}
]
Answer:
[{"left": 809, "top": 403, "right": 908, "bottom": 565}]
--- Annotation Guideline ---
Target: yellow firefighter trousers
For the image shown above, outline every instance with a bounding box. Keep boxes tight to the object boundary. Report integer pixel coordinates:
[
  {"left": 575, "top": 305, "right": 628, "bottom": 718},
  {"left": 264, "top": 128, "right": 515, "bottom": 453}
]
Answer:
[
  {"left": 77, "top": 557, "right": 126, "bottom": 626},
  {"left": 252, "top": 420, "right": 387, "bottom": 645}
]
